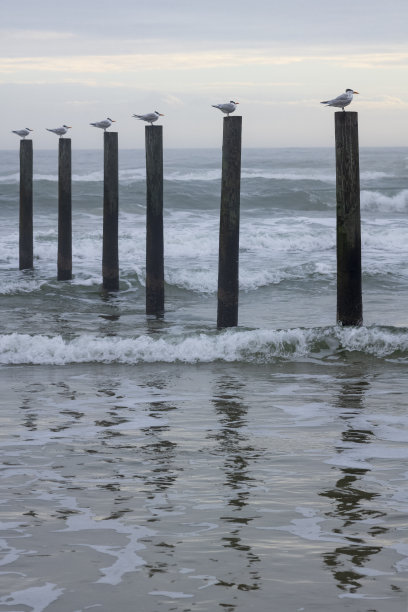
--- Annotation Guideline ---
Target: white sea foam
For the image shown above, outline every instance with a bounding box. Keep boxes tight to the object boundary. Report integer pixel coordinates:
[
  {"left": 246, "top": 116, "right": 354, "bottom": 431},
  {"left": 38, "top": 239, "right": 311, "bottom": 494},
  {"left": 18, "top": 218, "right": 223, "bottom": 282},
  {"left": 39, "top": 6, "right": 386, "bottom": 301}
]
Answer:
[
  {"left": 241, "top": 170, "right": 335, "bottom": 182},
  {"left": 258, "top": 506, "right": 347, "bottom": 544},
  {"left": 0, "top": 167, "right": 393, "bottom": 185},
  {"left": 0, "top": 172, "right": 19, "bottom": 184},
  {"left": 52, "top": 494, "right": 155, "bottom": 586},
  {"left": 361, "top": 189, "right": 408, "bottom": 212},
  {"left": 0, "top": 326, "right": 406, "bottom": 365},
  {"left": 149, "top": 591, "right": 193, "bottom": 599},
  {"left": 0, "top": 583, "right": 64, "bottom": 612},
  {"left": 0, "top": 278, "right": 47, "bottom": 295}
]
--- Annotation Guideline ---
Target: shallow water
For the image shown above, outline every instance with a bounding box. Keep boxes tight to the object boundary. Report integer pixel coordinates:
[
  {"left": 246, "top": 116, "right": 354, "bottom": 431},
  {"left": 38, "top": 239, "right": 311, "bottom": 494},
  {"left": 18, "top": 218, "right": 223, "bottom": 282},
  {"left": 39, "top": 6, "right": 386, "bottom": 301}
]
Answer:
[
  {"left": 0, "top": 147, "right": 408, "bottom": 611},
  {"left": 1, "top": 360, "right": 408, "bottom": 611}
]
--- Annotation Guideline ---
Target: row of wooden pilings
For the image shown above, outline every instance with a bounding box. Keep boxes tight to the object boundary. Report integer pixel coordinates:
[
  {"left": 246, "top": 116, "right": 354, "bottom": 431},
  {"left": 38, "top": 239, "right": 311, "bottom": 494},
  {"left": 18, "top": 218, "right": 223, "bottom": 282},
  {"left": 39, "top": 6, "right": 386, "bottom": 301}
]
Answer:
[{"left": 17, "top": 112, "right": 362, "bottom": 328}]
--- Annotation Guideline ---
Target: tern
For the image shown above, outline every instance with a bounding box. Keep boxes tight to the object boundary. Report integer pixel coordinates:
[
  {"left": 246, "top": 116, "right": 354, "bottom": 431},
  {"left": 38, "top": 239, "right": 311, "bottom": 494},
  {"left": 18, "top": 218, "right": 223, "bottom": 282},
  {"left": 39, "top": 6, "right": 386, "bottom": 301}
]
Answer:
[
  {"left": 132, "top": 111, "right": 164, "bottom": 125},
  {"left": 12, "top": 128, "right": 33, "bottom": 139},
  {"left": 46, "top": 125, "right": 72, "bottom": 138},
  {"left": 90, "top": 118, "right": 116, "bottom": 131},
  {"left": 320, "top": 89, "right": 359, "bottom": 111},
  {"left": 212, "top": 101, "right": 239, "bottom": 116}
]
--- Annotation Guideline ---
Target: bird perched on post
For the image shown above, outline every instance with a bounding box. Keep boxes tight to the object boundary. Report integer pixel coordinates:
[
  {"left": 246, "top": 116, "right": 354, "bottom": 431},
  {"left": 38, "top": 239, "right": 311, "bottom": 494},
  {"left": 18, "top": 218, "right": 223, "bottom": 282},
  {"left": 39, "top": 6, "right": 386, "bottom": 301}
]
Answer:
[
  {"left": 12, "top": 128, "right": 33, "bottom": 139},
  {"left": 46, "top": 125, "right": 72, "bottom": 138},
  {"left": 212, "top": 101, "right": 239, "bottom": 116},
  {"left": 90, "top": 118, "right": 116, "bottom": 131},
  {"left": 320, "top": 89, "right": 359, "bottom": 111},
  {"left": 132, "top": 111, "right": 164, "bottom": 125}
]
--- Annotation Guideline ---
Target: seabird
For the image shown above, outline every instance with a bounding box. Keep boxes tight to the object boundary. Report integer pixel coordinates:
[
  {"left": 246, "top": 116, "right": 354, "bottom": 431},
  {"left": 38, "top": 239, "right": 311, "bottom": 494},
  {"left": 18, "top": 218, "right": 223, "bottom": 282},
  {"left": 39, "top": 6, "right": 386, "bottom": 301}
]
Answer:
[
  {"left": 320, "top": 89, "right": 359, "bottom": 111},
  {"left": 90, "top": 118, "right": 116, "bottom": 131},
  {"left": 212, "top": 101, "right": 239, "bottom": 116},
  {"left": 12, "top": 128, "right": 33, "bottom": 139},
  {"left": 46, "top": 125, "right": 72, "bottom": 138},
  {"left": 132, "top": 111, "right": 164, "bottom": 125}
]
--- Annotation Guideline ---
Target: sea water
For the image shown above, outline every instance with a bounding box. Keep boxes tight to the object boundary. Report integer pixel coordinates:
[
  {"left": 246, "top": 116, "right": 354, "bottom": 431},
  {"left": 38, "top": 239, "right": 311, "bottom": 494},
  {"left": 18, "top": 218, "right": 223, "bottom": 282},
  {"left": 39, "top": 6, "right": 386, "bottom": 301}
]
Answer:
[{"left": 0, "top": 147, "right": 407, "bottom": 611}]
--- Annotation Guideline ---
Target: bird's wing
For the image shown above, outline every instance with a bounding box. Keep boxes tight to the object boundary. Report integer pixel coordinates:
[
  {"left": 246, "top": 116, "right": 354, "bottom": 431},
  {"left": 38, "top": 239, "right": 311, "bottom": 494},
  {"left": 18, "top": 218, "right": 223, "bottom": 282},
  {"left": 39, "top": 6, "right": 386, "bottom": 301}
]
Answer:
[
  {"left": 333, "top": 93, "right": 350, "bottom": 103},
  {"left": 135, "top": 113, "right": 155, "bottom": 121}
]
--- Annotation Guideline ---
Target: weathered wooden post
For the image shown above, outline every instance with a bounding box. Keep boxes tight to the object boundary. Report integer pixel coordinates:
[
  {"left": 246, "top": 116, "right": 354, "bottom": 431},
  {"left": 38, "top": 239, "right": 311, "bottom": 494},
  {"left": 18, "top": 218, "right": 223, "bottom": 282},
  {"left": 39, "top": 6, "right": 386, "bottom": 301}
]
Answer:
[
  {"left": 19, "top": 140, "right": 33, "bottom": 270},
  {"left": 58, "top": 138, "right": 72, "bottom": 280},
  {"left": 217, "top": 116, "right": 242, "bottom": 328},
  {"left": 145, "top": 125, "right": 164, "bottom": 316},
  {"left": 335, "top": 111, "right": 363, "bottom": 326},
  {"left": 103, "top": 131, "right": 119, "bottom": 291}
]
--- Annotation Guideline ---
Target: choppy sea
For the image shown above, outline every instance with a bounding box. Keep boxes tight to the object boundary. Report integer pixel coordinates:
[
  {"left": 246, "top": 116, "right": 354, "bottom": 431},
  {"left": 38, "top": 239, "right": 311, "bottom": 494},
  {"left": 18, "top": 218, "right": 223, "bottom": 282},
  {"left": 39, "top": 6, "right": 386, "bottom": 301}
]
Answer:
[{"left": 0, "top": 146, "right": 407, "bottom": 611}]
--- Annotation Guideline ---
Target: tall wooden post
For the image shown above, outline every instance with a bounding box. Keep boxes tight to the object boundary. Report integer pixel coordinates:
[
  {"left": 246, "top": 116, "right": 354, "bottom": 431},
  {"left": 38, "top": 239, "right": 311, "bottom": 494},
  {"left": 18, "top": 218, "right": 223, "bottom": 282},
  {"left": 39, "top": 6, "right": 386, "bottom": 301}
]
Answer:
[
  {"left": 217, "top": 116, "right": 242, "bottom": 328},
  {"left": 103, "top": 131, "right": 119, "bottom": 291},
  {"left": 145, "top": 125, "right": 164, "bottom": 316},
  {"left": 19, "top": 140, "right": 33, "bottom": 270},
  {"left": 58, "top": 138, "right": 72, "bottom": 280},
  {"left": 335, "top": 111, "right": 363, "bottom": 326}
]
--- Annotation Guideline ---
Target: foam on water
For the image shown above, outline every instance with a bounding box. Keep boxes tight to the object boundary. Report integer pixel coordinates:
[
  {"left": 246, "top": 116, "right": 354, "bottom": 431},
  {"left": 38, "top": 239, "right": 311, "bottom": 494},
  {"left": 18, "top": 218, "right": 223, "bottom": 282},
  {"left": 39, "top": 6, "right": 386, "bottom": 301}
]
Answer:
[
  {"left": 361, "top": 189, "right": 408, "bottom": 212},
  {"left": 0, "top": 326, "right": 407, "bottom": 365},
  {"left": 0, "top": 583, "right": 64, "bottom": 612},
  {"left": 0, "top": 166, "right": 394, "bottom": 186}
]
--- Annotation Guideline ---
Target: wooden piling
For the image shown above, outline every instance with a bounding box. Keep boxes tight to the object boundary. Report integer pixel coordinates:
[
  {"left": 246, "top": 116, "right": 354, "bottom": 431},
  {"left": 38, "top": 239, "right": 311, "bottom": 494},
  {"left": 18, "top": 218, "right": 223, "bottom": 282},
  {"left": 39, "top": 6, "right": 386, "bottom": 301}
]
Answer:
[
  {"left": 58, "top": 138, "right": 72, "bottom": 280},
  {"left": 102, "top": 131, "right": 119, "bottom": 291},
  {"left": 335, "top": 111, "right": 363, "bottom": 326},
  {"left": 217, "top": 116, "right": 242, "bottom": 328},
  {"left": 145, "top": 125, "right": 164, "bottom": 316},
  {"left": 19, "top": 139, "right": 33, "bottom": 270}
]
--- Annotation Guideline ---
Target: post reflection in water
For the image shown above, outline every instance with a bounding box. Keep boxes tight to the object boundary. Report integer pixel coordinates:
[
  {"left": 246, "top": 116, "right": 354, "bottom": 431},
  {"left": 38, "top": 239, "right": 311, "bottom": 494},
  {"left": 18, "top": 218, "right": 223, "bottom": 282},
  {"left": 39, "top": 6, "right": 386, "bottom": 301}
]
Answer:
[
  {"left": 320, "top": 372, "right": 387, "bottom": 596},
  {"left": 139, "top": 375, "right": 180, "bottom": 579},
  {"left": 210, "top": 375, "right": 261, "bottom": 606},
  {"left": 139, "top": 375, "right": 179, "bottom": 495}
]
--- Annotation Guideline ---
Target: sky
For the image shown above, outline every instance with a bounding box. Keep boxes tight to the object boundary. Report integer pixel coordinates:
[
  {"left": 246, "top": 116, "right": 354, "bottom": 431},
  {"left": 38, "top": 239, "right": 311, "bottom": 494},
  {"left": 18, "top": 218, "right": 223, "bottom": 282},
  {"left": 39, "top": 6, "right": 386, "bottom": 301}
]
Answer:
[{"left": 1, "top": 0, "right": 408, "bottom": 148}]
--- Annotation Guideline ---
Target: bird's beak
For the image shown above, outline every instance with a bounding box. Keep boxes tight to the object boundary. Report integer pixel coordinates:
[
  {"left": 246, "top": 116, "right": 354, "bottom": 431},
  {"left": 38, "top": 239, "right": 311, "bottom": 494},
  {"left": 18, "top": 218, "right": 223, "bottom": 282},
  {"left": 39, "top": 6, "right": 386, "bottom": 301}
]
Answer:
[
  {"left": 236, "top": 102, "right": 239, "bottom": 104},
  {"left": 67, "top": 126, "right": 72, "bottom": 128},
  {"left": 159, "top": 114, "right": 165, "bottom": 116},
  {"left": 354, "top": 91, "right": 359, "bottom": 94}
]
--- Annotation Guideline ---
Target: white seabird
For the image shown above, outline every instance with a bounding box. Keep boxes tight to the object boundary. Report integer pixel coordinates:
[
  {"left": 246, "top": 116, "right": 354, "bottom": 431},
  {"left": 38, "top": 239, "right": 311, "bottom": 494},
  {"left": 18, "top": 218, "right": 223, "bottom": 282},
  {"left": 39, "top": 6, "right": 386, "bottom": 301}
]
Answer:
[
  {"left": 320, "top": 89, "right": 359, "bottom": 111},
  {"left": 90, "top": 118, "right": 116, "bottom": 131},
  {"left": 46, "top": 125, "right": 72, "bottom": 138},
  {"left": 12, "top": 128, "right": 33, "bottom": 139},
  {"left": 212, "top": 101, "right": 239, "bottom": 116},
  {"left": 132, "top": 111, "right": 164, "bottom": 125}
]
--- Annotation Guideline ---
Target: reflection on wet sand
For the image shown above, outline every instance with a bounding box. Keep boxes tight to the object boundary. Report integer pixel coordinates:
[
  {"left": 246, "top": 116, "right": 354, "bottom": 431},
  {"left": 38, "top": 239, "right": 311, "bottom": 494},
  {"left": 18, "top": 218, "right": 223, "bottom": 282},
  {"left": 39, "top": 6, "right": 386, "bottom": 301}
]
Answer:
[
  {"left": 210, "top": 376, "right": 261, "bottom": 606},
  {"left": 139, "top": 377, "right": 180, "bottom": 580},
  {"left": 321, "top": 374, "right": 388, "bottom": 596}
]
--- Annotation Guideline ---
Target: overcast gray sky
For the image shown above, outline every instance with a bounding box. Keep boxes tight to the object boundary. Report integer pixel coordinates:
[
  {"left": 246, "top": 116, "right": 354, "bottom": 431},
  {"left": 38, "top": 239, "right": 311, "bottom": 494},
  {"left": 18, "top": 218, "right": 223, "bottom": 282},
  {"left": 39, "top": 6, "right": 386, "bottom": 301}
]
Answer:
[{"left": 1, "top": 0, "right": 408, "bottom": 148}]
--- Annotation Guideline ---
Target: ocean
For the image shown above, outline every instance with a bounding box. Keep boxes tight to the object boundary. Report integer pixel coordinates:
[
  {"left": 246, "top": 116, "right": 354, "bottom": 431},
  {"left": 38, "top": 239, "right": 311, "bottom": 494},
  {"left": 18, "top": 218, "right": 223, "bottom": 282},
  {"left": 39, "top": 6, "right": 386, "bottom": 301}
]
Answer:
[{"left": 0, "top": 146, "right": 407, "bottom": 611}]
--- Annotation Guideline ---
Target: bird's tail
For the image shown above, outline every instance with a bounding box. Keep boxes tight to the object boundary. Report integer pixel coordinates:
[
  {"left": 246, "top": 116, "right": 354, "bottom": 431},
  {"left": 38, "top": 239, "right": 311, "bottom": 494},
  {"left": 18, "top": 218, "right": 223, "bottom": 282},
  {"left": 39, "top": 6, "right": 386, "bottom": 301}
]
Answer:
[
  {"left": 89, "top": 122, "right": 96, "bottom": 126},
  {"left": 133, "top": 115, "right": 143, "bottom": 120},
  {"left": 46, "top": 128, "right": 53, "bottom": 132},
  {"left": 211, "top": 105, "right": 219, "bottom": 108},
  {"left": 320, "top": 101, "right": 329, "bottom": 105}
]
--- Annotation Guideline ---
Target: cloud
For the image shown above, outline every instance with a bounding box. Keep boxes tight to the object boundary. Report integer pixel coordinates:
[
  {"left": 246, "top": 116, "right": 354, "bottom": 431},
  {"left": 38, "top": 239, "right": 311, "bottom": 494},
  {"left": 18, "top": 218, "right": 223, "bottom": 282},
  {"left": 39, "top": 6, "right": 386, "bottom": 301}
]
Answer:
[
  {"left": 0, "top": 51, "right": 306, "bottom": 76},
  {"left": 162, "top": 94, "right": 184, "bottom": 107},
  {"left": 0, "top": 29, "right": 76, "bottom": 41},
  {"left": 359, "top": 95, "right": 408, "bottom": 109},
  {"left": 1, "top": 49, "right": 408, "bottom": 80}
]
